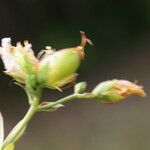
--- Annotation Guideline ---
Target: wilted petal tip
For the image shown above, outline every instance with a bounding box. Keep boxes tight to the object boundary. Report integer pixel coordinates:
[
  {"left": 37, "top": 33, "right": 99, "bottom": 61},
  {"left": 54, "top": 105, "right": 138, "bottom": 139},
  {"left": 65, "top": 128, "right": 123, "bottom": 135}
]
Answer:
[
  {"left": 1, "top": 37, "right": 11, "bottom": 47},
  {"left": 116, "top": 80, "right": 146, "bottom": 98},
  {"left": 24, "top": 41, "right": 32, "bottom": 51}
]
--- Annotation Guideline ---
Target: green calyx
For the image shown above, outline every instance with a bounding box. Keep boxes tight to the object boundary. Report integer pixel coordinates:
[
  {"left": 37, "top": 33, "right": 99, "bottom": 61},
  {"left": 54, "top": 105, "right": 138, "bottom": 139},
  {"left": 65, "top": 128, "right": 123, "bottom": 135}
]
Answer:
[{"left": 92, "top": 80, "right": 123, "bottom": 103}]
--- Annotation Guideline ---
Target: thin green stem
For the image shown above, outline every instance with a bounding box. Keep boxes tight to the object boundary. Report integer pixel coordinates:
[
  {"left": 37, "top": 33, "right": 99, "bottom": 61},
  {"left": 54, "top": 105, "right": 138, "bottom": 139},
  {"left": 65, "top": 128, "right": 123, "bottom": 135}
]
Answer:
[
  {"left": 38, "top": 93, "right": 94, "bottom": 111},
  {"left": 0, "top": 90, "right": 94, "bottom": 149},
  {"left": 1, "top": 93, "right": 40, "bottom": 149}
]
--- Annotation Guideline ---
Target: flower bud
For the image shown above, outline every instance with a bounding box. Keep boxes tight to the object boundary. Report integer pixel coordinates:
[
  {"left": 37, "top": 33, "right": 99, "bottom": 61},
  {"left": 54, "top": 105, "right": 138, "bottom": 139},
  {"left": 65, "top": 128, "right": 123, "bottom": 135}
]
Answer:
[
  {"left": 38, "top": 32, "right": 92, "bottom": 90},
  {"left": 92, "top": 79, "right": 146, "bottom": 103},
  {"left": 74, "top": 82, "right": 87, "bottom": 94},
  {"left": 0, "top": 38, "right": 39, "bottom": 83}
]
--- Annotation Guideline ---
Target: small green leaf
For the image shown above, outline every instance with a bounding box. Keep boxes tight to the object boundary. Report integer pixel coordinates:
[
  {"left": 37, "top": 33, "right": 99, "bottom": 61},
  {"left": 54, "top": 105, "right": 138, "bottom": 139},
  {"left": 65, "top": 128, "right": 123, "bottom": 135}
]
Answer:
[
  {"left": 3, "top": 143, "right": 15, "bottom": 150},
  {"left": 38, "top": 102, "right": 64, "bottom": 112}
]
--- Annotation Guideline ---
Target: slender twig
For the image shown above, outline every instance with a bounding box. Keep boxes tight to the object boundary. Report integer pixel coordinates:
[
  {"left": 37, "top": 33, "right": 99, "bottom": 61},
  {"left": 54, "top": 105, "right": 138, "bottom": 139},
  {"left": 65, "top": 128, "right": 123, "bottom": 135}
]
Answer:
[{"left": 1, "top": 95, "right": 40, "bottom": 149}]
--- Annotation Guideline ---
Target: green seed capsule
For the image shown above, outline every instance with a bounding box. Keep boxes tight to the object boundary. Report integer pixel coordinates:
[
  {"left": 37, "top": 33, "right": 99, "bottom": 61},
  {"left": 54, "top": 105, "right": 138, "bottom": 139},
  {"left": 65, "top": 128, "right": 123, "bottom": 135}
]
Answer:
[{"left": 38, "top": 32, "right": 93, "bottom": 90}]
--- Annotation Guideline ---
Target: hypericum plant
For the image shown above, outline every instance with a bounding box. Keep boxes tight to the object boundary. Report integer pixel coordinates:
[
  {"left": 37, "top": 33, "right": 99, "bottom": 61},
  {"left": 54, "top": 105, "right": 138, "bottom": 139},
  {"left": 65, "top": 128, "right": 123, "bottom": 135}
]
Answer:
[{"left": 0, "top": 32, "right": 146, "bottom": 150}]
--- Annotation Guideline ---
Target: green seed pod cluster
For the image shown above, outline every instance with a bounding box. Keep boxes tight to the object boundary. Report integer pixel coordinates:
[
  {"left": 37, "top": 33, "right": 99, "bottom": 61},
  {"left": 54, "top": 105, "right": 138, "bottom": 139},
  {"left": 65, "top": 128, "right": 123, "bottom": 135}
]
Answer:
[{"left": 38, "top": 31, "right": 93, "bottom": 90}]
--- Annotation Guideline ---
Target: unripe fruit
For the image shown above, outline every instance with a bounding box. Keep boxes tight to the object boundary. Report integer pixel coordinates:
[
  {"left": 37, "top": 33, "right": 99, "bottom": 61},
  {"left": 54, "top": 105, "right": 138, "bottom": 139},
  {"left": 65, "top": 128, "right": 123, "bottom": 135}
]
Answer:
[{"left": 39, "top": 32, "right": 93, "bottom": 90}]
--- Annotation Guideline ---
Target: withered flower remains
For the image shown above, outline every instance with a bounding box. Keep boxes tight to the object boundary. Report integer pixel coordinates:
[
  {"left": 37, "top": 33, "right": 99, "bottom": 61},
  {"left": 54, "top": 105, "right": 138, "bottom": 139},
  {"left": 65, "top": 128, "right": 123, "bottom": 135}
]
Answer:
[{"left": 92, "top": 79, "right": 146, "bottom": 103}]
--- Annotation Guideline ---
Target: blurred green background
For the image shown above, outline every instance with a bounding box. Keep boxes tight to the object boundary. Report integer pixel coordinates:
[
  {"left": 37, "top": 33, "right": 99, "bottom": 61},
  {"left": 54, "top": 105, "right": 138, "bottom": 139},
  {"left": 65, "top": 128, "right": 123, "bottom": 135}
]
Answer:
[{"left": 0, "top": 0, "right": 150, "bottom": 150}]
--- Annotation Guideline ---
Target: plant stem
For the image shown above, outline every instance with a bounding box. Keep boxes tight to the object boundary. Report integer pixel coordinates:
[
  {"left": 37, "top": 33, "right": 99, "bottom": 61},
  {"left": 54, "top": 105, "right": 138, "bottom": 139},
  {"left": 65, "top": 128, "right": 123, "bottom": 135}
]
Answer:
[
  {"left": 53, "top": 93, "right": 94, "bottom": 104},
  {"left": 1, "top": 95, "right": 39, "bottom": 149},
  {"left": 0, "top": 91, "right": 93, "bottom": 149},
  {"left": 38, "top": 93, "right": 94, "bottom": 111}
]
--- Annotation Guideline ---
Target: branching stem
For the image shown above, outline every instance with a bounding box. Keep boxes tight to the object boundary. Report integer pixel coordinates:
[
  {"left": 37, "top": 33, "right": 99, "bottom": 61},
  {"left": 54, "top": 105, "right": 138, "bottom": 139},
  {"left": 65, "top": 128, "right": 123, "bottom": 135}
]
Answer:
[{"left": 0, "top": 92, "right": 94, "bottom": 150}]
